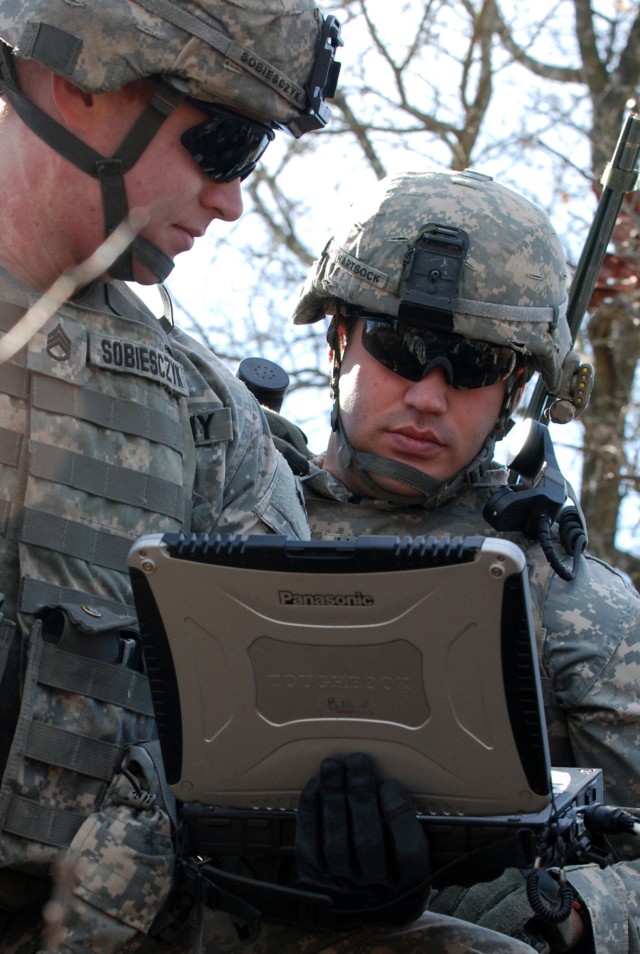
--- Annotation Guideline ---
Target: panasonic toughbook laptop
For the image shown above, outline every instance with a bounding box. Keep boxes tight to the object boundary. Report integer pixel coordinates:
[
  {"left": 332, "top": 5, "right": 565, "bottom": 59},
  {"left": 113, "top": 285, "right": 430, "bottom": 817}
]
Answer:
[{"left": 129, "top": 531, "right": 556, "bottom": 816}]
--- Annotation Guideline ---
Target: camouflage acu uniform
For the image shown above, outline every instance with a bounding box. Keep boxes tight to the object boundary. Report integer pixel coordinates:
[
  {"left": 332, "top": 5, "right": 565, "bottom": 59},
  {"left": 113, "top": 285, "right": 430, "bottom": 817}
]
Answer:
[
  {"left": 0, "top": 268, "right": 308, "bottom": 951},
  {"left": 298, "top": 453, "right": 640, "bottom": 954},
  {"left": 0, "top": 0, "right": 342, "bottom": 948}
]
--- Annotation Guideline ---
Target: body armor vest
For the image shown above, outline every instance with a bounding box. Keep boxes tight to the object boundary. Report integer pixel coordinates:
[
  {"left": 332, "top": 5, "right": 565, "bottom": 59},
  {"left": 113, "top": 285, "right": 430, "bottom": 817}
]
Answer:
[{"left": 0, "top": 273, "right": 197, "bottom": 877}]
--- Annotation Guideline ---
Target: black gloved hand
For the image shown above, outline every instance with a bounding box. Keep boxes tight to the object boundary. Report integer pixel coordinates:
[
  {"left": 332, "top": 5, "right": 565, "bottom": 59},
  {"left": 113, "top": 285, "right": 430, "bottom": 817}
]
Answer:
[{"left": 291, "top": 753, "right": 431, "bottom": 926}]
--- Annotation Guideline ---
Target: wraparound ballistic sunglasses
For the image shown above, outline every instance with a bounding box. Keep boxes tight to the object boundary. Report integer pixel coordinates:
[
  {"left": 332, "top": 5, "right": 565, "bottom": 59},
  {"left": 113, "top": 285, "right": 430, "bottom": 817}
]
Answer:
[
  {"left": 181, "top": 98, "right": 276, "bottom": 183},
  {"left": 356, "top": 315, "right": 519, "bottom": 390}
]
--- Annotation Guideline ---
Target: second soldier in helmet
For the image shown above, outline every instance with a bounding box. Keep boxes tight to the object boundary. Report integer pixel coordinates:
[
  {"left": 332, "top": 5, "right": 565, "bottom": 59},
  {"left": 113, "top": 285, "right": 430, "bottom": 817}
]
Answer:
[{"left": 275, "top": 169, "right": 640, "bottom": 954}]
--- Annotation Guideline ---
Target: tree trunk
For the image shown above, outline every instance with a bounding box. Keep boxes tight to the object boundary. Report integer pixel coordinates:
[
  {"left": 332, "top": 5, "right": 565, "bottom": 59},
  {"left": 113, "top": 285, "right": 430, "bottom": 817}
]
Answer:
[{"left": 581, "top": 292, "right": 640, "bottom": 585}]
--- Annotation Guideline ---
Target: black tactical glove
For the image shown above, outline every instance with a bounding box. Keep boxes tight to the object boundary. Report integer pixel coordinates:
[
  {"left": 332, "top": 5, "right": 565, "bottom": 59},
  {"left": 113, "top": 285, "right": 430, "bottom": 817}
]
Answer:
[{"left": 291, "top": 753, "right": 431, "bottom": 927}]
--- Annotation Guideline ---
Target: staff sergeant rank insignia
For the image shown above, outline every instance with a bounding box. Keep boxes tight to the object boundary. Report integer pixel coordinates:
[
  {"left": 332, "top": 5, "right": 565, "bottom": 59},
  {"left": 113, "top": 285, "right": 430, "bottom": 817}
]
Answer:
[{"left": 89, "top": 332, "right": 189, "bottom": 396}]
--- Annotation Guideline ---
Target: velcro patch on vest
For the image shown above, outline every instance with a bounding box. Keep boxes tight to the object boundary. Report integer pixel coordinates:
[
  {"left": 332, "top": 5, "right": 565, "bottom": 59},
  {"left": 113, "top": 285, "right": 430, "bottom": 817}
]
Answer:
[
  {"left": 189, "top": 405, "right": 233, "bottom": 446},
  {"left": 89, "top": 332, "right": 189, "bottom": 396}
]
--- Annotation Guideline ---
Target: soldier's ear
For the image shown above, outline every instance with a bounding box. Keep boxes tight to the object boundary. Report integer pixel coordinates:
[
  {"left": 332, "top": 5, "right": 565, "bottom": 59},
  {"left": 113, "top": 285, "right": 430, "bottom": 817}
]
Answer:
[
  {"left": 336, "top": 319, "right": 350, "bottom": 353},
  {"left": 327, "top": 314, "right": 351, "bottom": 358},
  {"left": 50, "top": 72, "right": 95, "bottom": 132}
]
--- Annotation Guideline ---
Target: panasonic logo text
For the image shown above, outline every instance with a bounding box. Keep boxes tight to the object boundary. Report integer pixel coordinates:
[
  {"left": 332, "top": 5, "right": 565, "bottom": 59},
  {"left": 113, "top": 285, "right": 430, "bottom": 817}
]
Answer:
[{"left": 278, "top": 590, "right": 374, "bottom": 607}]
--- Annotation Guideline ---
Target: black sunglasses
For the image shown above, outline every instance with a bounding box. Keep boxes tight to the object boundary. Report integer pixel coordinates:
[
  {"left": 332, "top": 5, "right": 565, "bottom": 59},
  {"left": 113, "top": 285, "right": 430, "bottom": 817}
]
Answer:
[
  {"left": 358, "top": 316, "right": 518, "bottom": 390},
  {"left": 181, "top": 98, "right": 275, "bottom": 183}
]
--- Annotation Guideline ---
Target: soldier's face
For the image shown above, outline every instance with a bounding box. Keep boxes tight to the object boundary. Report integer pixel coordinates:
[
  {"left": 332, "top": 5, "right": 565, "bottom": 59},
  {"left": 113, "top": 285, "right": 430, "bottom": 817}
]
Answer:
[
  {"left": 117, "top": 96, "right": 245, "bottom": 283},
  {"left": 325, "top": 320, "right": 507, "bottom": 496},
  {"left": 72, "top": 85, "right": 245, "bottom": 283}
]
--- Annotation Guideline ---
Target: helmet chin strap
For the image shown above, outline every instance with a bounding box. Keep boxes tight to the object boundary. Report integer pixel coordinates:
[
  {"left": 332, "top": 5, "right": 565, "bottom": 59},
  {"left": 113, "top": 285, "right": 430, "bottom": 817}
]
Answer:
[
  {"left": 331, "top": 405, "right": 440, "bottom": 505},
  {"left": 331, "top": 404, "right": 498, "bottom": 508},
  {"left": 0, "top": 51, "right": 181, "bottom": 282}
]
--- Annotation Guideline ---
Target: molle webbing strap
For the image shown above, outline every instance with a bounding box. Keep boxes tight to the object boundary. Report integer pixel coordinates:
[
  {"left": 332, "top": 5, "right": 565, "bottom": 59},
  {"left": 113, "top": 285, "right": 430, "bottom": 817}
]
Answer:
[
  {"left": 0, "top": 426, "right": 21, "bottom": 532},
  {"left": 37, "top": 642, "right": 154, "bottom": 716},
  {"left": 23, "top": 720, "right": 122, "bottom": 782},
  {"left": 0, "top": 363, "right": 29, "bottom": 401},
  {"left": 0, "top": 617, "right": 15, "bottom": 683},
  {"left": 0, "top": 620, "right": 19, "bottom": 776},
  {"left": 0, "top": 300, "right": 30, "bottom": 333},
  {"left": 20, "top": 578, "right": 135, "bottom": 618},
  {"left": 0, "top": 302, "right": 30, "bottom": 399},
  {"left": 0, "top": 428, "right": 22, "bottom": 468},
  {"left": 21, "top": 509, "right": 131, "bottom": 572},
  {"left": 31, "top": 376, "right": 186, "bottom": 453},
  {"left": 0, "top": 638, "right": 155, "bottom": 848},
  {"left": 3, "top": 793, "right": 86, "bottom": 849},
  {"left": 0, "top": 502, "right": 9, "bottom": 536},
  {"left": 29, "top": 441, "right": 186, "bottom": 521}
]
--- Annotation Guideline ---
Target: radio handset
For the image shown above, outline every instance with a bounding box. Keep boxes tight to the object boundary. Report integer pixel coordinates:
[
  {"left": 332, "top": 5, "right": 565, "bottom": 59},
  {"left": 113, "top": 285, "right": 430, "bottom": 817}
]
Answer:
[{"left": 483, "top": 420, "right": 587, "bottom": 580}]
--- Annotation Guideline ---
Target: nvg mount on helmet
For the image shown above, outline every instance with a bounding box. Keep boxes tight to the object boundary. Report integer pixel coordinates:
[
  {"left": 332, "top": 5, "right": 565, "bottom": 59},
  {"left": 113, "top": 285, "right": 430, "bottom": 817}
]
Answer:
[{"left": 397, "top": 225, "right": 470, "bottom": 334}]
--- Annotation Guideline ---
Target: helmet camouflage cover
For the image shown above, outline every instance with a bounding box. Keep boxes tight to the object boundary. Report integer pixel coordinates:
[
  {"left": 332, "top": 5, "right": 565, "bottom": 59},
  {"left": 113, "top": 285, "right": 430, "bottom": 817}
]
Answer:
[
  {"left": 0, "top": 0, "right": 337, "bottom": 133},
  {"left": 293, "top": 169, "right": 588, "bottom": 415}
]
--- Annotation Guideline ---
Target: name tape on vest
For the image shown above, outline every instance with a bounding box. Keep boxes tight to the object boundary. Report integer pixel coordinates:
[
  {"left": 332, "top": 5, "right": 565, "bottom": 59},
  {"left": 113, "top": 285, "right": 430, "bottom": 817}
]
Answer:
[{"left": 89, "top": 332, "right": 189, "bottom": 396}]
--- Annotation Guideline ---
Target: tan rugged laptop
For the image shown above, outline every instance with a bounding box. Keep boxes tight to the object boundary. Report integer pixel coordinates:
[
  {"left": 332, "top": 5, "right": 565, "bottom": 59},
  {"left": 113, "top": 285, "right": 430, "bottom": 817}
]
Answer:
[{"left": 128, "top": 532, "right": 554, "bottom": 816}]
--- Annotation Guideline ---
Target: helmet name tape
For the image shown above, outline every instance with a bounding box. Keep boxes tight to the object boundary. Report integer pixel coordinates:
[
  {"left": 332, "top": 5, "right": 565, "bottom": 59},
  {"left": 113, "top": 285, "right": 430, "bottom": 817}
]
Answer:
[
  {"left": 132, "top": 0, "right": 307, "bottom": 110},
  {"left": 238, "top": 50, "right": 305, "bottom": 105},
  {"left": 131, "top": 0, "right": 342, "bottom": 133},
  {"left": 333, "top": 242, "right": 391, "bottom": 289},
  {"left": 398, "top": 224, "right": 470, "bottom": 333}
]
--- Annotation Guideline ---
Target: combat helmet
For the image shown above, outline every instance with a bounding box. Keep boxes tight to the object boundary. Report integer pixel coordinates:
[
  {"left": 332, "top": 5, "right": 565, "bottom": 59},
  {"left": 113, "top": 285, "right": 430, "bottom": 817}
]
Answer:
[
  {"left": 0, "top": 0, "right": 342, "bottom": 280},
  {"left": 292, "top": 169, "right": 589, "bottom": 506}
]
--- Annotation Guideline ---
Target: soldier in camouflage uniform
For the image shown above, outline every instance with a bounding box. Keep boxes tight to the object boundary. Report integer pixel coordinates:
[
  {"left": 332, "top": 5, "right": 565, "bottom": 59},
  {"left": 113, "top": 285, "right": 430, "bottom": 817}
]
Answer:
[
  {"left": 281, "top": 170, "right": 640, "bottom": 953},
  {"left": 0, "top": 7, "right": 542, "bottom": 953},
  {"left": 0, "top": 0, "right": 343, "bottom": 949}
]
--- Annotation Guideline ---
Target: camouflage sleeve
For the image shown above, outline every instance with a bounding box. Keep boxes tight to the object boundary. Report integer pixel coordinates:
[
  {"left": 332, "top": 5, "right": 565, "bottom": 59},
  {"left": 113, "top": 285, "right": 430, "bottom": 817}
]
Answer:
[
  {"left": 541, "top": 555, "right": 640, "bottom": 812},
  {"left": 563, "top": 860, "right": 640, "bottom": 954},
  {"left": 168, "top": 326, "right": 309, "bottom": 540},
  {"left": 541, "top": 554, "right": 640, "bottom": 952}
]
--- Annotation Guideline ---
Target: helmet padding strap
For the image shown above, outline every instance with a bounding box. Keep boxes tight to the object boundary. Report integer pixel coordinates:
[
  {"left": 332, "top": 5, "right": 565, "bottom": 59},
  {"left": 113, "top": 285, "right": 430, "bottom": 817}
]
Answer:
[{"left": 0, "top": 74, "right": 183, "bottom": 281}]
